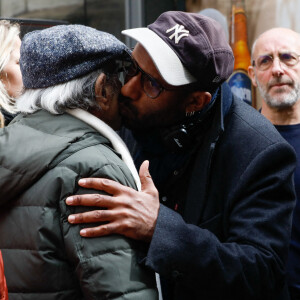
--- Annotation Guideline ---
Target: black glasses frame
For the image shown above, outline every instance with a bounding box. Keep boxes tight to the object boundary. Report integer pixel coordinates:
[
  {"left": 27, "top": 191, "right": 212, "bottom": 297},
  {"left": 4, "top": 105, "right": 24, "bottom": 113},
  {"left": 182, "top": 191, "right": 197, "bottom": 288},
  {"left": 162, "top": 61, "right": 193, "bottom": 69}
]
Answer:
[{"left": 121, "top": 58, "right": 179, "bottom": 99}]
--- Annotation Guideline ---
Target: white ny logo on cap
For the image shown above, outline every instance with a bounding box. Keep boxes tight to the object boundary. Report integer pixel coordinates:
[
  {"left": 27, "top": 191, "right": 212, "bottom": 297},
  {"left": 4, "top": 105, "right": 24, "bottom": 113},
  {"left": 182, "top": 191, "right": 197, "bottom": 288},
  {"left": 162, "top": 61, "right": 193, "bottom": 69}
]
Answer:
[{"left": 166, "top": 24, "right": 189, "bottom": 44}]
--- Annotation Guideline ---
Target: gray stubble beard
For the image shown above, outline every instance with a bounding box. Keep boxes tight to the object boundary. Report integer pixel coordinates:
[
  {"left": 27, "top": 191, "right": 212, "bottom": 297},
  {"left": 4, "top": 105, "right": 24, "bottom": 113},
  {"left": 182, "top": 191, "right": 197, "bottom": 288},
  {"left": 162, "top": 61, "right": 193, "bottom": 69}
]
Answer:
[{"left": 256, "top": 76, "right": 300, "bottom": 109}]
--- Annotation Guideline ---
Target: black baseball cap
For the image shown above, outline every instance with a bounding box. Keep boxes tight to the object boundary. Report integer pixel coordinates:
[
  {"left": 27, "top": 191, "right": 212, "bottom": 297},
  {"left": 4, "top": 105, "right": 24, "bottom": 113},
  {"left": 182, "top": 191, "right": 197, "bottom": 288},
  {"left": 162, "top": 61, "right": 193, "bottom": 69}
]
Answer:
[{"left": 122, "top": 11, "right": 234, "bottom": 91}]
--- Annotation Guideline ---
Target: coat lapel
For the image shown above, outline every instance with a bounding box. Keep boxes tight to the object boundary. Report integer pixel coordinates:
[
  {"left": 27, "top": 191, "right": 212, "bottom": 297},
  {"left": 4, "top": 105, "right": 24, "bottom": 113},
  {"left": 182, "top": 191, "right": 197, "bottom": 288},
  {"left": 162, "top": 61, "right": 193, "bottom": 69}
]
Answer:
[{"left": 183, "top": 83, "right": 232, "bottom": 224}]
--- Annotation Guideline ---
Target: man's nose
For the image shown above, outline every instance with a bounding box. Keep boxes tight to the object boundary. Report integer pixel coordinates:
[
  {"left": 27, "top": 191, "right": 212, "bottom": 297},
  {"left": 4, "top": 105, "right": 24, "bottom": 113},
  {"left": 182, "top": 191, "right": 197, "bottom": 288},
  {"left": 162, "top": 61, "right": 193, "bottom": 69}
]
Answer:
[
  {"left": 121, "top": 73, "right": 142, "bottom": 99},
  {"left": 271, "top": 57, "right": 285, "bottom": 77}
]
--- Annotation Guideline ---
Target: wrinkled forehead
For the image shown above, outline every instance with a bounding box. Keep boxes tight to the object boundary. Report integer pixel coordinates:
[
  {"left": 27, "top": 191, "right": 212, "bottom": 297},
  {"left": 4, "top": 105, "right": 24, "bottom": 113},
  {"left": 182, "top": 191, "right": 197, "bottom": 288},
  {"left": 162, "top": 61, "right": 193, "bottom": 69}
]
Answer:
[{"left": 254, "top": 29, "right": 300, "bottom": 57}]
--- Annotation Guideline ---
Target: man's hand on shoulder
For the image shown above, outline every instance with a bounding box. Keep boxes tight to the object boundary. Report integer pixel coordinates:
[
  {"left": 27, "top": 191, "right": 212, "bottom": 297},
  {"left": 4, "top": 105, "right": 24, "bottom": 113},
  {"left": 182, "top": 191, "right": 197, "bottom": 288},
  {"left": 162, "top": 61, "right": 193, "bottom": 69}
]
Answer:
[{"left": 66, "top": 160, "right": 160, "bottom": 242}]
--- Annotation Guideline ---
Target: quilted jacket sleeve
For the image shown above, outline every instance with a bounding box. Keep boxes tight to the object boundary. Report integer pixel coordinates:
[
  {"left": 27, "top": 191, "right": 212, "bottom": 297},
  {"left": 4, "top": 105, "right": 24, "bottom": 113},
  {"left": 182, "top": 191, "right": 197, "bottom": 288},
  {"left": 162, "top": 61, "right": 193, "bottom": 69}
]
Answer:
[{"left": 53, "top": 151, "right": 158, "bottom": 299}]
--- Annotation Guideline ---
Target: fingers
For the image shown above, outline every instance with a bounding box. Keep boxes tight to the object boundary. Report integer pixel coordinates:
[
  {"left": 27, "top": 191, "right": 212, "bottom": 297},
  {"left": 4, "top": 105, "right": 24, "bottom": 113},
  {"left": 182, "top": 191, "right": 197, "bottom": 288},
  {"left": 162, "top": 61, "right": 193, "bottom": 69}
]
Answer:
[
  {"left": 68, "top": 209, "right": 113, "bottom": 224},
  {"left": 139, "top": 160, "right": 158, "bottom": 196},
  {"left": 66, "top": 171, "right": 159, "bottom": 241},
  {"left": 66, "top": 193, "right": 115, "bottom": 208},
  {"left": 139, "top": 160, "right": 150, "bottom": 178},
  {"left": 78, "top": 219, "right": 148, "bottom": 241},
  {"left": 78, "top": 178, "right": 127, "bottom": 195},
  {"left": 80, "top": 222, "right": 123, "bottom": 238}
]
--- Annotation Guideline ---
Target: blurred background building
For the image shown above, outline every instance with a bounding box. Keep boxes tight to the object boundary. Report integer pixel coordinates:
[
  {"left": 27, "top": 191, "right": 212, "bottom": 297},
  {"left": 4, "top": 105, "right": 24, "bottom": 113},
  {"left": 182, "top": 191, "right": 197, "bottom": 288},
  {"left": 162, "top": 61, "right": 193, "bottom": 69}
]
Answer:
[{"left": 0, "top": 0, "right": 185, "bottom": 42}]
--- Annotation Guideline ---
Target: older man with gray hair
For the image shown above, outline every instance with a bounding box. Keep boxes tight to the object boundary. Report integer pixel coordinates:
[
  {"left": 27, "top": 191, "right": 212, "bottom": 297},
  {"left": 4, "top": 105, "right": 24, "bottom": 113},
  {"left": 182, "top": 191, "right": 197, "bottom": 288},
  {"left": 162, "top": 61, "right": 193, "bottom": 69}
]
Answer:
[
  {"left": 0, "top": 24, "right": 157, "bottom": 299},
  {"left": 249, "top": 27, "right": 300, "bottom": 300}
]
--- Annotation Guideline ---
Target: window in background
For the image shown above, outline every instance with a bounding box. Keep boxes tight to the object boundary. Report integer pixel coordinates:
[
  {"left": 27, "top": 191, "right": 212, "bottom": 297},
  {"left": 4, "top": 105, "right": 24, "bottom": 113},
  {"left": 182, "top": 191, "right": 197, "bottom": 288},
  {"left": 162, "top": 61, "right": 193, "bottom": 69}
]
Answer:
[{"left": 0, "top": 0, "right": 126, "bottom": 42}]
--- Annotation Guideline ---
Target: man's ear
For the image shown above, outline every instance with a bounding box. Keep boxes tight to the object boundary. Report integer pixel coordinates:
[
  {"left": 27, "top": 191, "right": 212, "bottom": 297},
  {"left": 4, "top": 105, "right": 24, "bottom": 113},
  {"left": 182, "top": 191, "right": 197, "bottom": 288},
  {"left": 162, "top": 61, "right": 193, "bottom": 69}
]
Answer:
[
  {"left": 94, "top": 73, "right": 110, "bottom": 111},
  {"left": 248, "top": 66, "right": 258, "bottom": 87},
  {"left": 185, "top": 91, "right": 211, "bottom": 113}
]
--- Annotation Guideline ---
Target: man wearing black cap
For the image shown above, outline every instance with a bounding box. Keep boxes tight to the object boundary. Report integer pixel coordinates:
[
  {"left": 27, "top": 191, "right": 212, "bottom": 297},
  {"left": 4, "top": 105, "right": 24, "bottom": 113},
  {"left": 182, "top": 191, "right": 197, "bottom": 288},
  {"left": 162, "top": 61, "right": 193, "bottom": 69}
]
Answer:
[{"left": 66, "top": 11, "right": 296, "bottom": 300}]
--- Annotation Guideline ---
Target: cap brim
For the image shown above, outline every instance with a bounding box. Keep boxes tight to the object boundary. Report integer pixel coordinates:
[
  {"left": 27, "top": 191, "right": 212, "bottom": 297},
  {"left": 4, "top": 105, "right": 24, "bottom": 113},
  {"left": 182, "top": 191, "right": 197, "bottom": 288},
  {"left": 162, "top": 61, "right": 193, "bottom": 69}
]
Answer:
[{"left": 122, "top": 27, "right": 196, "bottom": 86}]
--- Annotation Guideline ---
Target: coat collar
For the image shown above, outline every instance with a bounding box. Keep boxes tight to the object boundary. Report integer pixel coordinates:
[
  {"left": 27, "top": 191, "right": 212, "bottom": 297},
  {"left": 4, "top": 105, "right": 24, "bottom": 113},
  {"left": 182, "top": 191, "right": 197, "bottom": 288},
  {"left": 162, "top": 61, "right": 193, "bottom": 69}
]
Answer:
[
  {"left": 183, "top": 82, "right": 233, "bottom": 224},
  {"left": 67, "top": 109, "right": 141, "bottom": 191}
]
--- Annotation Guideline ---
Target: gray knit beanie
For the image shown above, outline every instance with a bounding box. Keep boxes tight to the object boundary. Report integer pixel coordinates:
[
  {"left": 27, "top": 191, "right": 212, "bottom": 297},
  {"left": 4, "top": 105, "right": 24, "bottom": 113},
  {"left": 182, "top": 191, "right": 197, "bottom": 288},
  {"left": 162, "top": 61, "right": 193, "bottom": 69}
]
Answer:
[{"left": 20, "top": 24, "right": 129, "bottom": 89}]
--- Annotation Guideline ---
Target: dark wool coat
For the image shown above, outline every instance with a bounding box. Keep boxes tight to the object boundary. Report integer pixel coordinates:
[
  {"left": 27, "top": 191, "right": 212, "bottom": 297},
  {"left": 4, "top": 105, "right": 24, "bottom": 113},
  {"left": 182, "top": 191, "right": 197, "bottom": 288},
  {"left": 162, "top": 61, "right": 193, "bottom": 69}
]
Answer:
[{"left": 142, "top": 83, "right": 297, "bottom": 300}]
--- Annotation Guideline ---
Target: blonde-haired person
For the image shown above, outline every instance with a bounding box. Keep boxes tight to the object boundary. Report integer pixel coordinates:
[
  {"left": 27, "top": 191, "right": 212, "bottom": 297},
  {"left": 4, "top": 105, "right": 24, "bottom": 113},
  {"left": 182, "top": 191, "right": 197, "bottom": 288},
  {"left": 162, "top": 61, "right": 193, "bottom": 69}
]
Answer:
[{"left": 0, "top": 20, "right": 22, "bottom": 128}]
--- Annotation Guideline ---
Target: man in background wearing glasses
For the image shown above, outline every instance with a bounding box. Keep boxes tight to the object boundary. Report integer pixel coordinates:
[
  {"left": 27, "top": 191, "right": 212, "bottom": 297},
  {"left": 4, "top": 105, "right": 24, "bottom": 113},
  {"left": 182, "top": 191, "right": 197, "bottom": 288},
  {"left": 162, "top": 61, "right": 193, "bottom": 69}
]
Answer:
[
  {"left": 66, "top": 12, "right": 296, "bottom": 300},
  {"left": 249, "top": 27, "right": 300, "bottom": 300}
]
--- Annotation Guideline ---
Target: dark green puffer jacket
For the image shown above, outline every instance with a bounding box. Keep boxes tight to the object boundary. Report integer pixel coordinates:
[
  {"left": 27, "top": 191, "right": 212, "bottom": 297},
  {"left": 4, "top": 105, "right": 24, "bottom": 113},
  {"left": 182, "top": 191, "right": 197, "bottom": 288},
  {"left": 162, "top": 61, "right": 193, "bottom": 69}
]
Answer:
[{"left": 0, "top": 110, "right": 158, "bottom": 300}]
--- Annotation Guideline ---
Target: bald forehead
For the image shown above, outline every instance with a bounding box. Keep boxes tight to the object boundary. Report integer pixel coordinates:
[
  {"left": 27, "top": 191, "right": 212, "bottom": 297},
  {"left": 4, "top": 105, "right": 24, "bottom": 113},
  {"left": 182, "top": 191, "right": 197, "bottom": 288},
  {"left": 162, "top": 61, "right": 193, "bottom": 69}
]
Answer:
[{"left": 253, "top": 28, "right": 300, "bottom": 57}]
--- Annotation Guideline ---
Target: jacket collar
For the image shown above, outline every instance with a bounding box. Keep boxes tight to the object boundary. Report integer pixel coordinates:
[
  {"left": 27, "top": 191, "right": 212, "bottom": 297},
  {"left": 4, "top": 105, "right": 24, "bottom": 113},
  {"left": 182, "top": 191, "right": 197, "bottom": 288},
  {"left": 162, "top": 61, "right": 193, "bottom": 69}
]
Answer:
[
  {"left": 183, "top": 82, "right": 233, "bottom": 224},
  {"left": 210, "top": 82, "right": 233, "bottom": 143},
  {"left": 67, "top": 109, "right": 141, "bottom": 190}
]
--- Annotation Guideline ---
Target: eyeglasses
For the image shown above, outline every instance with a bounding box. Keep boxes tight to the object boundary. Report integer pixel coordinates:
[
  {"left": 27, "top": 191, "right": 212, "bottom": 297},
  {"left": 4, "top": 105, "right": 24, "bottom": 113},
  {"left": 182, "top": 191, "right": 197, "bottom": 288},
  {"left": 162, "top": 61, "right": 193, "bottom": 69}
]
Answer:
[
  {"left": 120, "top": 58, "right": 178, "bottom": 99},
  {"left": 252, "top": 52, "right": 300, "bottom": 71}
]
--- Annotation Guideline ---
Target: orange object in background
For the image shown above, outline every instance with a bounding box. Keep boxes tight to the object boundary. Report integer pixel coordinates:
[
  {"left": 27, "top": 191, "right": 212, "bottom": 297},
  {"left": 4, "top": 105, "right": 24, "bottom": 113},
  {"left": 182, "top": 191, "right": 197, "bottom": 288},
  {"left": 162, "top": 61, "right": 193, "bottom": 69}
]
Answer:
[
  {"left": 0, "top": 251, "right": 8, "bottom": 300},
  {"left": 231, "top": 1, "right": 251, "bottom": 71},
  {"left": 227, "top": 0, "right": 256, "bottom": 107}
]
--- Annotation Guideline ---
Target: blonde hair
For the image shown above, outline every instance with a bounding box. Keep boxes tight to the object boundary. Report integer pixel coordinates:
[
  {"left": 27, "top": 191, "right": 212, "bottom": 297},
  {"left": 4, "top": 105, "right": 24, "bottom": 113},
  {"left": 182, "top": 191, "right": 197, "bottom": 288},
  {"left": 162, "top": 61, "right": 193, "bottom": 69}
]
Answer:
[{"left": 0, "top": 20, "right": 20, "bottom": 127}]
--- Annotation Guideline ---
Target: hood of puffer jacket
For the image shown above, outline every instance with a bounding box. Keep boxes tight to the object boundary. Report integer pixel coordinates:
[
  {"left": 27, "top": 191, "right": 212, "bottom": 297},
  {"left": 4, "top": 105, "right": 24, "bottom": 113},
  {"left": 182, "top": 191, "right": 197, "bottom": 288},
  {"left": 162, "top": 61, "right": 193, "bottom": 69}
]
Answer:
[{"left": 0, "top": 110, "right": 109, "bottom": 205}]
